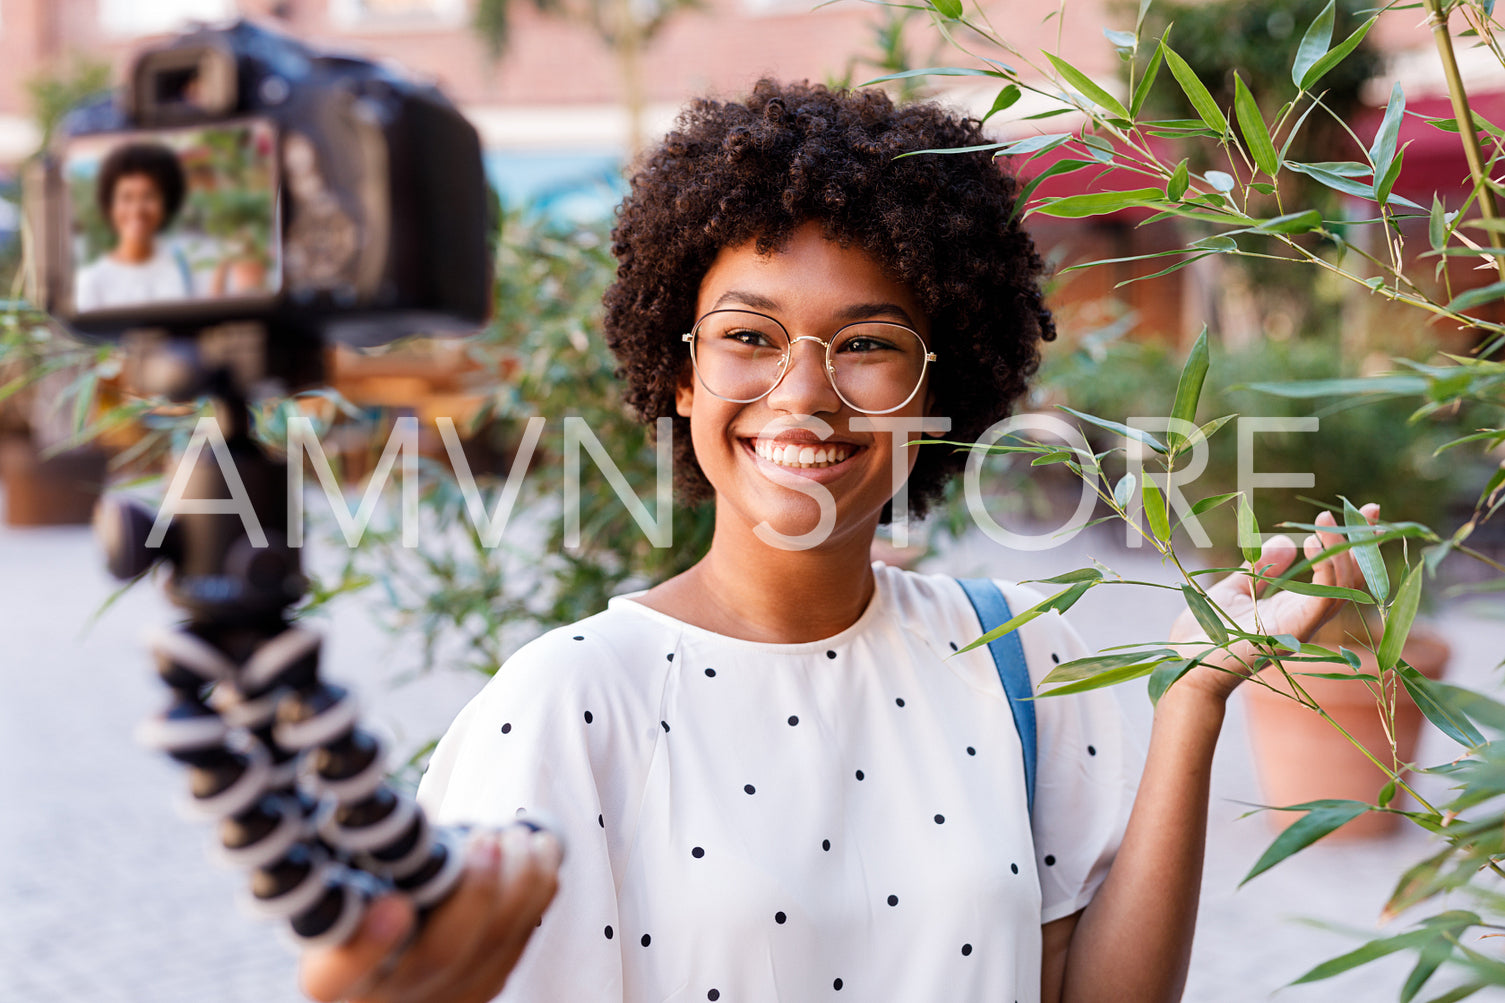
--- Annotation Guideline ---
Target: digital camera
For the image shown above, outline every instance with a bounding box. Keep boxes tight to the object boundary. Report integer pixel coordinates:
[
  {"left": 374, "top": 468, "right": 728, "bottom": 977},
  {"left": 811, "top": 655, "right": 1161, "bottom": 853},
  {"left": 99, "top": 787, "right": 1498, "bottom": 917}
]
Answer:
[{"left": 25, "top": 19, "right": 491, "bottom": 349}]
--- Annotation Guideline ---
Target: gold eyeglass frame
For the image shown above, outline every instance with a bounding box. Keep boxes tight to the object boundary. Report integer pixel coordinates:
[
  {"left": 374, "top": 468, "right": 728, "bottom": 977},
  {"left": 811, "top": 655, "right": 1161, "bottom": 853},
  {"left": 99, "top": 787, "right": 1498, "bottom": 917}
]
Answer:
[{"left": 681, "top": 309, "right": 937, "bottom": 416}]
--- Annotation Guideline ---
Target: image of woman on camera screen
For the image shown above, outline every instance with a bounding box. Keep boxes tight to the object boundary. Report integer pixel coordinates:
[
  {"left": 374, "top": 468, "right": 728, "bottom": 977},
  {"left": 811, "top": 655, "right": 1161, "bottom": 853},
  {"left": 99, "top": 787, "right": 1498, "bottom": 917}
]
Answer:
[
  {"left": 74, "top": 142, "right": 194, "bottom": 311},
  {"left": 299, "top": 81, "right": 1379, "bottom": 1003}
]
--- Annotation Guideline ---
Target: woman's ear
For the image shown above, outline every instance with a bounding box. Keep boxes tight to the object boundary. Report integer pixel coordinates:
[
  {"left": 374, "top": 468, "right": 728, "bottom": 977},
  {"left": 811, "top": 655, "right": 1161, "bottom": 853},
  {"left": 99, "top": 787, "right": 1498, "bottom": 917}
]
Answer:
[{"left": 675, "top": 365, "right": 695, "bottom": 417}]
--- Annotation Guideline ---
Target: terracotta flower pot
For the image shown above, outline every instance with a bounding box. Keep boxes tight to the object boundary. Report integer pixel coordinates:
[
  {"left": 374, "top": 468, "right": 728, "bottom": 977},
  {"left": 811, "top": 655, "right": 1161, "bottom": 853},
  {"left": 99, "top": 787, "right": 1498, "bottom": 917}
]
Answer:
[
  {"left": 1242, "top": 628, "right": 1451, "bottom": 839},
  {"left": 0, "top": 436, "right": 108, "bottom": 527}
]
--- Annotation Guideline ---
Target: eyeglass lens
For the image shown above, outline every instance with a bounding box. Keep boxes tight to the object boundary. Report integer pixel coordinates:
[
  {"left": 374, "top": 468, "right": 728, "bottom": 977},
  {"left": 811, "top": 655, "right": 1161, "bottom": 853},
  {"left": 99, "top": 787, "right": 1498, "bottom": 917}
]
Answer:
[{"left": 690, "top": 310, "right": 928, "bottom": 413}]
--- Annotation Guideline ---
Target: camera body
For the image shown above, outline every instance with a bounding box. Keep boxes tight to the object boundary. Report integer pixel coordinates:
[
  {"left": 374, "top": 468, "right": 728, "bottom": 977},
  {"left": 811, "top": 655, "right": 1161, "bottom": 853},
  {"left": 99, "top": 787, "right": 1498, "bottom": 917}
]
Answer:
[{"left": 26, "top": 19, "right": 491, "bottom": 348}]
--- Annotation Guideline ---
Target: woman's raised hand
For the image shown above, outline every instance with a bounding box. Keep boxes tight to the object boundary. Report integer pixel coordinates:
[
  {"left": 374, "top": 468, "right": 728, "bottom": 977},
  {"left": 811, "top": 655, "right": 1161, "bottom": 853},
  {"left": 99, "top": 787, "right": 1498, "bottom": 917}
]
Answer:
[
  {"left": 1167, "top": 503, "right": 1381, "bottom": 704},
  {"left": 300, "top": 826, "right": 562, "bottom": 1003}
]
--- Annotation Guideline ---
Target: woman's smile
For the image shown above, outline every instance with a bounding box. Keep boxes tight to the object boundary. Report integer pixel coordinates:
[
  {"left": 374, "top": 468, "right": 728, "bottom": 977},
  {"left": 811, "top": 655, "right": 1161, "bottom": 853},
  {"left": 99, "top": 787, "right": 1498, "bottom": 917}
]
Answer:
[{"left": 744, "top": 433, "right": 864, "bottom": 479}]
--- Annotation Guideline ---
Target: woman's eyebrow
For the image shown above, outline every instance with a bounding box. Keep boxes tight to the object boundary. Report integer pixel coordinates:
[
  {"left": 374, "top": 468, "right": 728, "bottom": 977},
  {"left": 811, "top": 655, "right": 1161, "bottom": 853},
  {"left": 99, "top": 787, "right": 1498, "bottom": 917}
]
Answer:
[
  {"left": 837, "top": 302, "right": 918, "bottom": 327},
  {"left": 710, "top": 290, "right": 780, "bottom": 312}
]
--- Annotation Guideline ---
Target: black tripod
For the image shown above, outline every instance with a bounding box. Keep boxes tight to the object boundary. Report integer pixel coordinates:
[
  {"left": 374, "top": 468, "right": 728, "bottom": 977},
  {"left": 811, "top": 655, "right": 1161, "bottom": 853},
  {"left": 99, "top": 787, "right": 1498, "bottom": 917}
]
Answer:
[{"left": 96, "top": 335, "right": 463, "bottom": 948}]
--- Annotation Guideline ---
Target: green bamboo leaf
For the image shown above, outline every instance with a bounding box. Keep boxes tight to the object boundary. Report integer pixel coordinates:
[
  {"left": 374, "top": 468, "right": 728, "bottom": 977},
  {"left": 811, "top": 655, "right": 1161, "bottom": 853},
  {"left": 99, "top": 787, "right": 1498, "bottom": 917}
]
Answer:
[
  {"left": 1204, "top": 170, "right": 1235, "bottom": 193},
  {"left": 1166, "top": 158, "right": 1189, "bottom": 201},
  {"left": 1290, "top": 916, "right": 1481, "bottom": 985},
  {"left": 1243, "top": 799, "right": 1370, "bottom": 884},
  {"left": 1190, "top": 491, "right": 1239, "bottom": 516},
  {"left": 1057, "top": 404, "right": 1168, "bottom": 453},
  {"left": 1038, "top": 658, "right": 1170, "bottom": 695},
  {"left": 1256, "top": 576, "right": 1374, "bottom": 603},
  {"left": 1179, "top": 413, "right": 1237, "bottom": 452},
  {"left": 1161, "top": 42, "right": 1228, "bottom": 134},
  {"left": 1046, "top": 53, "right": 1129, "bottom": 119},
  {"left": 861, "top": 66, "right": 1007, "bottom": 86},
  {"left": 983, "top": 84, "right": 1022, "bottom": 122},
  {"left": 1292, "top": 0, "right": 1335, "bottom": 88},
  {"left": 1285, "top": 160, "right": 1426, "bottom": 211},
  {"left": 1421, "top": 981, "right": 1488, "bottom": 1003},
  {"left": 1145, "top": 480, "right": 1171, "bottom": 541},
  {"left": 1234, "top": 73, "right": 1279, "bottom": 177},
  {"left": 1376, "top": 779, "right": 1397, "bottom": 807},
  {"left": 1427, "top": 681, "right": 1505, "bottom": 733},
  {"left": 1254, "top": 210, "right": 1323, "bottom": 233},
  {"left": 1237, "top": 493, "right": 1261, "bottom": 564},
  {"left": 1031, "top": 187, "right": 1166, "bottom": 218},
  {"left": 1375, "top": 145, "right": 1407, "bottom": 207},
  {"left": 1147, "top": 657, "right": 1196, "bottom": 705},
  {"left": 1136, "top": 0, "right": 1153, "bottom": 30},
  {"left": 929, "top": 0, "right": 962, "bottom": 20},
  {"left": 1181, "top": 584, "right": 1228, "bottom": 643},
  {"left": 1113, "top": 472, "right": 1138, "bottom": 510},
  {"left": 1167, "top": 326, "right": 1209, "bottom": 450},
  {"left": 1370, "top": 82, "right": 1406, "bottom": 181},
  {"left": 1031, "top": 568, "right": 1105, "bottom": 585},
  {"left": 1342, "top": 497, "right": 1389, "bottom": 602},
  {"left": 1300, "top": 16, "right": 1377, "bottom": 90},
  {"left": 1041, "top": 647, "right": 1180, "bottom": 685},
  {"left": 1399, "top": 665, "right": 1485, "bottom": 748},
  {"left": 1377, "top": 562, "right": 1423, "bottom": 671},
  {"left": 1131, "top": 44, "right": 1163, "bottom": 118},
  {"left": 1009, "top": 159, "right": 1094, "bottom": 222},
  {"left": 1445, "top": 282, "right": 1505, "bottom": 312},
  {"left": 955, "top": 581, "right": 1093, "bottom": 654}
]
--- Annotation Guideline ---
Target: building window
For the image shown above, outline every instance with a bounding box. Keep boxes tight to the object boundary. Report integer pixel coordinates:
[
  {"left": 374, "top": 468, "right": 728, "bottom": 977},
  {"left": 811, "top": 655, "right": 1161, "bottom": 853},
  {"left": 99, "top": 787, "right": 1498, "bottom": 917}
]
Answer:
[{"left": 98, "top": 0, "right": 235, "bottom": 36}]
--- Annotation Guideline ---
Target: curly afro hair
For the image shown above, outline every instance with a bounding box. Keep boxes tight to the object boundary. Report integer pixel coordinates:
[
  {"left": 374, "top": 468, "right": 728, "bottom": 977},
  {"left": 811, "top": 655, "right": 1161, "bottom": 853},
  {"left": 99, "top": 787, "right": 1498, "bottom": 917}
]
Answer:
[
  {"left": 96, "top": 142, "right": 187, "bottom": 233},
  {"left": 603, "top": 79, "right": 1055, "bottom": 520}
]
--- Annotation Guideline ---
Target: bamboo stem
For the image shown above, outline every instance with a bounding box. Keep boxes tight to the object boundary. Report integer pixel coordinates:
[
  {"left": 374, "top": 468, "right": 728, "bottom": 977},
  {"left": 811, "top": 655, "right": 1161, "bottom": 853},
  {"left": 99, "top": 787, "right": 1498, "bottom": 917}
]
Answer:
[{"left": 1424, "top": 0, "right": 1505, "bottom": 283}]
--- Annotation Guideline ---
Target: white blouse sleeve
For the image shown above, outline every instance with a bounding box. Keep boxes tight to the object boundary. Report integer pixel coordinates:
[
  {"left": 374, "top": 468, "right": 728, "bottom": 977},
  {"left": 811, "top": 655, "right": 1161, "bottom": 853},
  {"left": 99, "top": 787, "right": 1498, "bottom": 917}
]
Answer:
[
  {"left": 999, "top": 583, "right": 1137, "bottom": 925},
  {"left": 416, "top": 627, "right": 645, "bottom": 1002}
]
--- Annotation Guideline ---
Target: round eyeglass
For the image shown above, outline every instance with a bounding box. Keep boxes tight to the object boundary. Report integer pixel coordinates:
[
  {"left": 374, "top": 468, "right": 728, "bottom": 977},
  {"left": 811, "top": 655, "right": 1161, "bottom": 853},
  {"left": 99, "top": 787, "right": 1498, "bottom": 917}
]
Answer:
[{"left": 681, "top": 309, "right": 937, "bottom": 416}]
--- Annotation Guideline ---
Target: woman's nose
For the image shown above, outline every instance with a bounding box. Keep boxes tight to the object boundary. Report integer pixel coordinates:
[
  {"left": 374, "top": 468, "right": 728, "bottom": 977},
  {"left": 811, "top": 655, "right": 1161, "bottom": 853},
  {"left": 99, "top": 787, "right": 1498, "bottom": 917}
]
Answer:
[{"left": 766, "top": 338, "right": 841, "bottom": 414}]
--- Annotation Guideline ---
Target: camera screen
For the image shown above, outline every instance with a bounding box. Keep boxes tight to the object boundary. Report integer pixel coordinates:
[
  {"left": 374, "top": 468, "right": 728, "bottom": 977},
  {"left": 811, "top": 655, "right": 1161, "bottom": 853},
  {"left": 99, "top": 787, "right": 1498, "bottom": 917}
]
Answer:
[{"left": 64, "top": 119, "right": 280, "bottom": 316}]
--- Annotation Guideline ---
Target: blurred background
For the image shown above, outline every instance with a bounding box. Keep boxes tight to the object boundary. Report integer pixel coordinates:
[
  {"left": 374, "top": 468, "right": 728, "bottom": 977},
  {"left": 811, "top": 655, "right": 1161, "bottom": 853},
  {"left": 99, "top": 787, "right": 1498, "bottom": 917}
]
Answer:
[{"left": 1, "top": 0, "right": 1503, "bottom": 1000}]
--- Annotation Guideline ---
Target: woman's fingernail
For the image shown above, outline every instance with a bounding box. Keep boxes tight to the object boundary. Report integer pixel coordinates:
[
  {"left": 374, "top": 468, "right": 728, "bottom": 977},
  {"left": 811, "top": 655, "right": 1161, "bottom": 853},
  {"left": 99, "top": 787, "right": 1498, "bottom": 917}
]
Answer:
[
  {"left": 466, "top": 832, "right": 502, "bottom": 874},
  {"left": 501, "top": 825, "right": 532, "bottom": 867},
  {"left": 530, "top": 831, "right": 563, "bottom": 869},
  {"left": 368, "top": 899, "right": 409, "bottom": 946}
]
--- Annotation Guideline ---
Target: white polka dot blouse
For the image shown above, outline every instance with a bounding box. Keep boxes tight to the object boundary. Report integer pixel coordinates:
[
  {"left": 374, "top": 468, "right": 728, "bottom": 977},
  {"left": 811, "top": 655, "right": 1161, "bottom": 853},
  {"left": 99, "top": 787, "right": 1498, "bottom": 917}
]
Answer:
[{"left": 417, "top": 563, "right": 1133, "bottom": 1002}]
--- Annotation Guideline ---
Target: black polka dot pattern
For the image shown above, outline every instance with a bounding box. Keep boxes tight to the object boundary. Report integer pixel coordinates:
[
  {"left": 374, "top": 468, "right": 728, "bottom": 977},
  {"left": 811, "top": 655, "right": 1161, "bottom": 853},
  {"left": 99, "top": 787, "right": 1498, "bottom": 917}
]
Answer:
[
  {"left": 641, "top": 934, "right": 652, "bottom": 947},
  {"left": 705, "top": 668, "right": 716, "bottom": 677},
  {"left": 1051, "top": 652, "right": 1060, "bottom": 663},
  {"left": 500, "top": 722, "right": 512, "bottom": 734},
  {"left": 1088, "top": 745, "right": 1097, "bottom": 756},
  {"left": 826, "top": 650, "right": 836, "bottom": 659},
  {"left": 788, "top": 715, "right": 799, "bottom": 726},
  {"left": 692, "top": 846, "right": 705, "bottom": 859},
  {"left": 934, "top": 814, "right": 945, "bottom": 824},
  {"left": 661, "top": 720, "right": 670, "bottom": 732},
  {"left": 895, "top": 698, "right": 905, "bottom": 707},
  {"left": 774, "top": 911, "right": 786, "bottom": 924},
  {"left": 708, "top": 992, "right": 720, "bottom": 1001},
  {"left": 572, "top": 635, "right": 584, "bottom": 641},
  {"left": 1010, "top": 863, "right": 1018, "bottom": 874},
  {"left": 962, "top": 943, "right": 973, "bottom": 956},
  {"left": 886, "top": 894, "right": 898, "bottom": 907},
  {"left": 598, "top": 814, "right": 604, "bottom": 828},
  {"left": 854, "top": 770, "right": 864, "bottom": 781},
  {"left": 584, "top": 710, "right": 593, "bottom": 724},
  {"left": 966, "top": 746, "right": 976, "bottom": 756},
  {"left": 822, "top": 839, "right": 831, "bottom": 851},
  {"left": 834, "top": 978, "right": 843, "bottom": 990},
  {"left": 667, "top": 653, "right": 674, "bottom": 661},
  {"left": 949, "top": 640, "right": 958, "bottom": 651},
  {"left": 744, "top": 784, "right": 756, "bottom": 795},
  {"left": 1044, "top": 854, "right": 1057, "bottom": 866},
  {"left": 604, "top": 925, "right": 613, "bottom": 939}
]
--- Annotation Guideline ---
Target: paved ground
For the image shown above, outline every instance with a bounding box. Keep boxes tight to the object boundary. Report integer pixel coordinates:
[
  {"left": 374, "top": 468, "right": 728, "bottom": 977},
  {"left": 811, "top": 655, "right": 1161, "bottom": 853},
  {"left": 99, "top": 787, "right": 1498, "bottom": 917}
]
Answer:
[{"left": 3, "top": 492, "right": 1504, "bottom": 1002}]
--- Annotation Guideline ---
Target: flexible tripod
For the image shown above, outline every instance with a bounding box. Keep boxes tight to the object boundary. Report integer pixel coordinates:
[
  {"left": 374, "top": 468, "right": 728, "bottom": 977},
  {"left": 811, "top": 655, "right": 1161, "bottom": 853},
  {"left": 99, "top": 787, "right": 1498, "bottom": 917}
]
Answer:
[{"left": 95, "top": 334, "right": 464, "bottom": 948}]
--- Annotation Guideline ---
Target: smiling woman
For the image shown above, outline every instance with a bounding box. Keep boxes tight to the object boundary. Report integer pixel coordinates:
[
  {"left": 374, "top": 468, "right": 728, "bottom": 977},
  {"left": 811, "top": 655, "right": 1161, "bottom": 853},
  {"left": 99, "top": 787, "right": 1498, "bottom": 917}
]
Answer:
[{"left": 298, "top": 80, "right": 1378, "bottom": 1003}]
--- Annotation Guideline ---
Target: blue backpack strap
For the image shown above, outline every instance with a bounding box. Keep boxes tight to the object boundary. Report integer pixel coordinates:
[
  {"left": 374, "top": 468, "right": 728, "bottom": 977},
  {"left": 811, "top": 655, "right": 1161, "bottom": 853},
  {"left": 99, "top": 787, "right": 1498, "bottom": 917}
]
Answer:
[{"left": 956, "top": 578, "right": 1037, "bottom": 817}]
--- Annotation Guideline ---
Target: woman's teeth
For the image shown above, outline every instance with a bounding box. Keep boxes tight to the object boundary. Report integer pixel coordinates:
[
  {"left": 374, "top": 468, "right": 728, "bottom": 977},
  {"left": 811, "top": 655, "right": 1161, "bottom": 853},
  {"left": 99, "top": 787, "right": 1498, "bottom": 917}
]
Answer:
[{"left": 754, "top": 440, "right": 854, "bottom": 468}]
